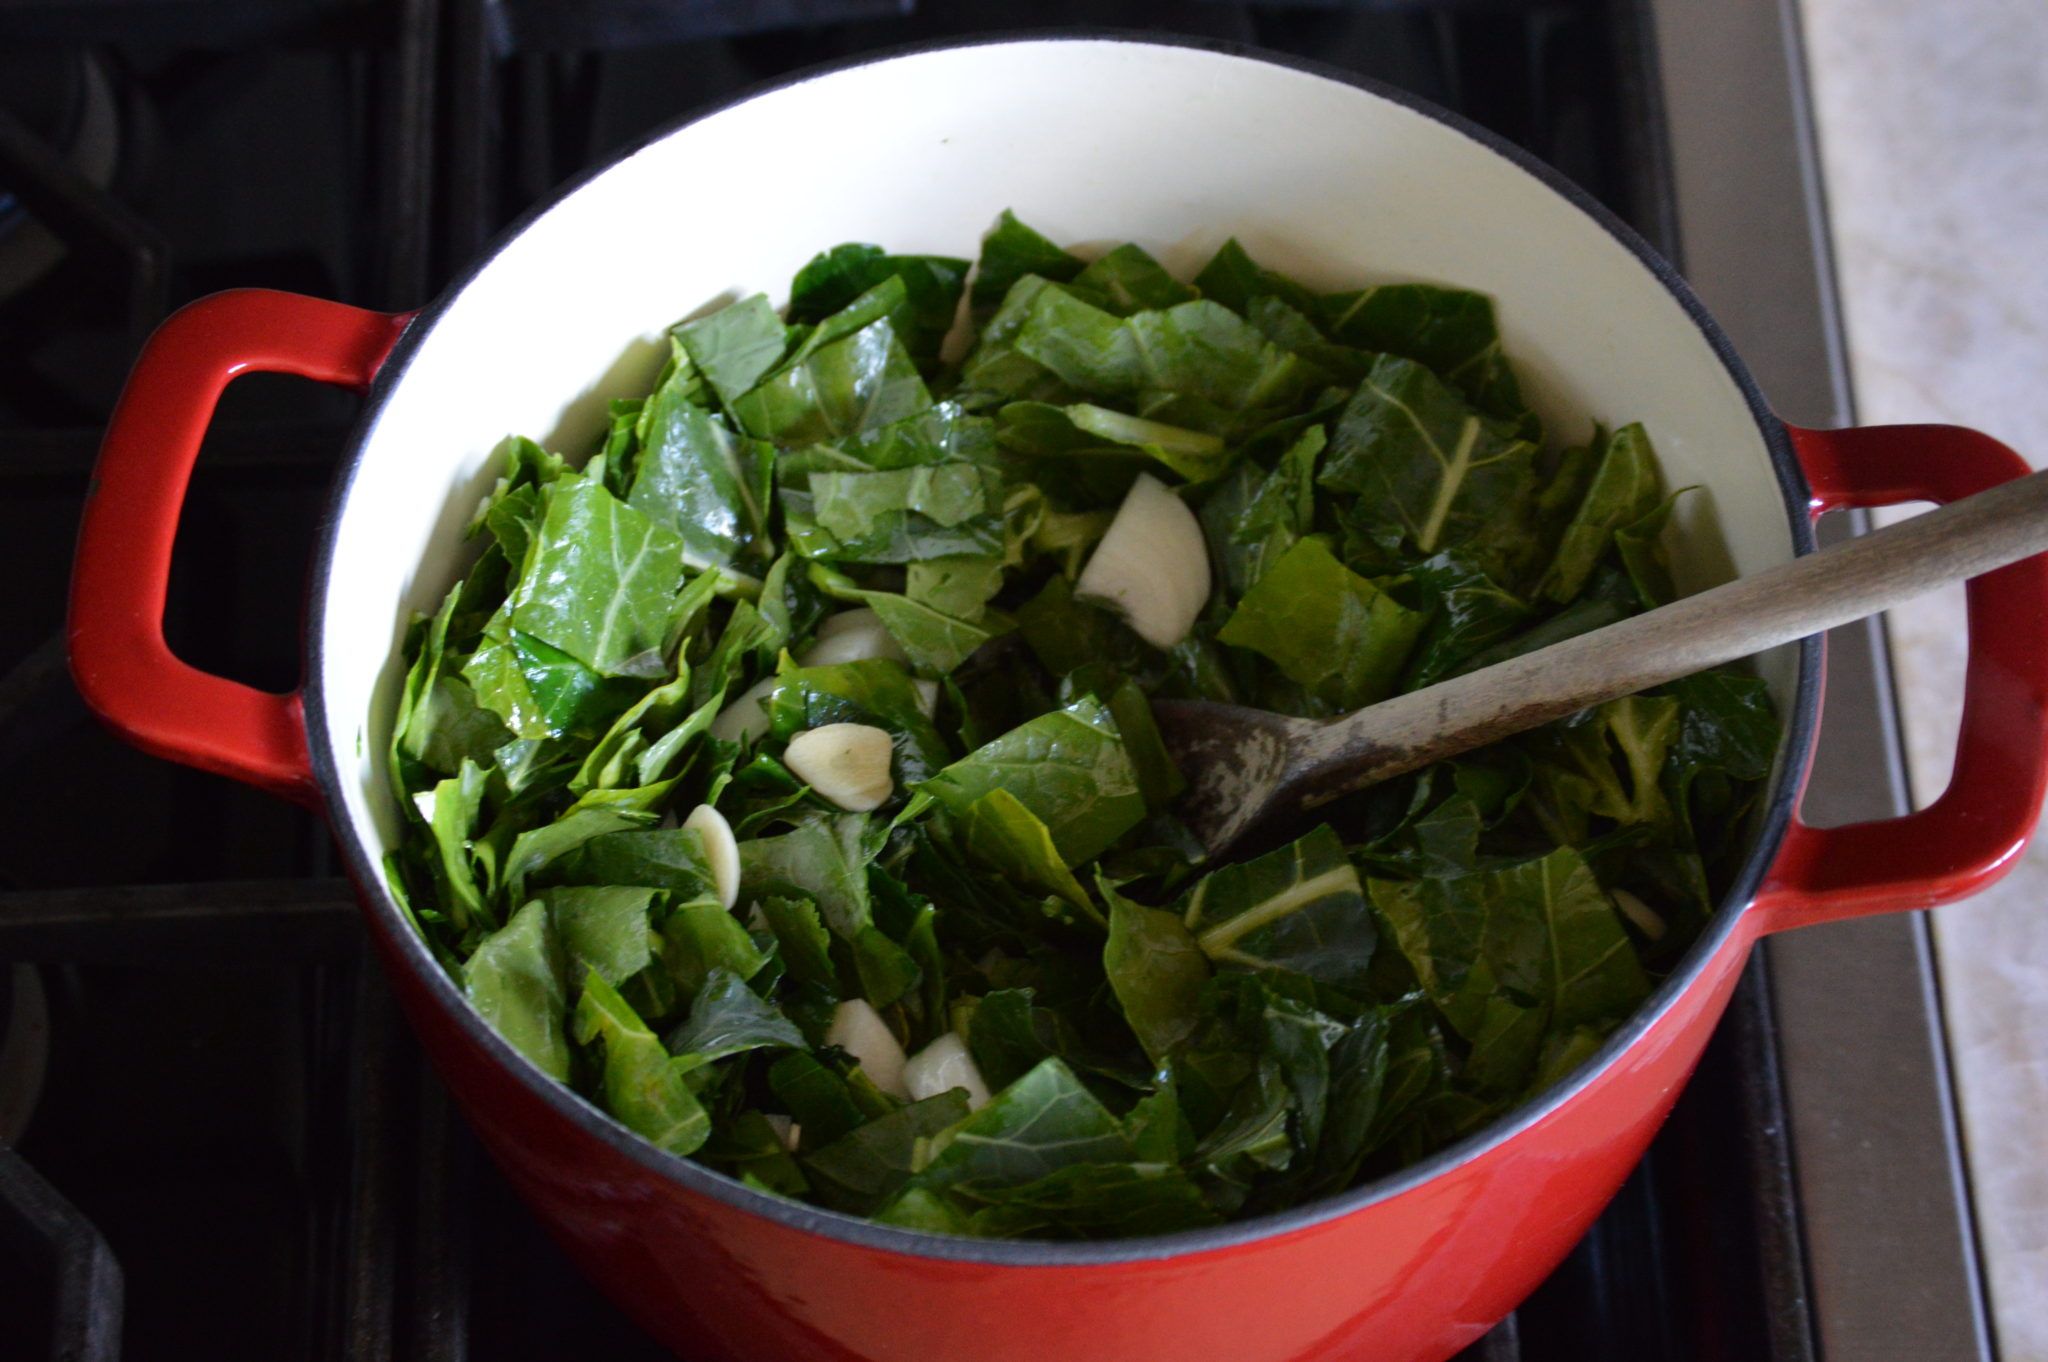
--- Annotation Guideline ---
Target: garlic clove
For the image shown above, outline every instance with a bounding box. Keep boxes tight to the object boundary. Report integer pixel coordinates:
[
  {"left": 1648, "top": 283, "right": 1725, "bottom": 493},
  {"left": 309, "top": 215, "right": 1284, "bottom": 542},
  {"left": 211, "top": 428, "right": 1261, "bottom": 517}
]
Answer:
[
  {"left": 912, "top": 678, "right": 940, "bottom": 719},
  {"left": 682, "top": 804, "right": 740, "bottom": 911},
  {"left": 799, "top": 608, "right": 910, "bottom": 668},
  {"left": 826, "top": 999, "right": 909, "bottom": 1098},
  {"left": 710, "top": 676, "right": 778, "bottom": 744},
  {"left": 1611, "top": 887, "right": 1667, "bottom": 941},
  {"left": 902, "top": 1032, "right": 991, "bottom": 1110},
  {"left": 783, "top": 723, "right": 894, "bottom": 812},
  {"left": 763, "top": 1113, "right": 802, "bottom": 1153},
  {"left": 1075, "top": 472, "right": 1211, "bottom": 649}
]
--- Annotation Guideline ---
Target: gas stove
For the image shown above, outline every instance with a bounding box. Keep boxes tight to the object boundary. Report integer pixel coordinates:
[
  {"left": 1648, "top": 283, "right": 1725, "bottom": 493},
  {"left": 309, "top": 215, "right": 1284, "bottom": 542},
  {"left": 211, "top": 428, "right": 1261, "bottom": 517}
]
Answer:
[{"left": 0, "top": 3, "right": 1991, "bottom": 1359}]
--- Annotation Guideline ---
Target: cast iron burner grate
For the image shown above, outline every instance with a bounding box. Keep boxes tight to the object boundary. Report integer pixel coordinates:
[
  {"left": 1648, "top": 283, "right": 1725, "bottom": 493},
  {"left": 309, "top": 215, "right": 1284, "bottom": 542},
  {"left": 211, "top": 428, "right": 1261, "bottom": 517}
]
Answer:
[{"left": 0, "top": 3, "right": 1829, "bottom": 1359}]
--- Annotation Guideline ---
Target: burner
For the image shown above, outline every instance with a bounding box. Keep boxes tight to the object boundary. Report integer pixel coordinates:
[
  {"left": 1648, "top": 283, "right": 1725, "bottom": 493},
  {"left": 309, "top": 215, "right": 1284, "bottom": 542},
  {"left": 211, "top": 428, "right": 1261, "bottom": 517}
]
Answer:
[
  {"left": 0, "top": 964, "right": 50, "bottom": 1144},
  {"left": 0, "top": 50, "right": 122, "bottom": 305}
]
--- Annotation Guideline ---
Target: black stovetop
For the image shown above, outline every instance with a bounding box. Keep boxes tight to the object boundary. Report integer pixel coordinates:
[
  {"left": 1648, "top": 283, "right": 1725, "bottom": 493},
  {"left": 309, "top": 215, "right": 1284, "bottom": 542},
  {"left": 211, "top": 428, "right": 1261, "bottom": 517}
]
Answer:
[{"left": 0, "top": 4, "right": 1986, "bottom": 1360}]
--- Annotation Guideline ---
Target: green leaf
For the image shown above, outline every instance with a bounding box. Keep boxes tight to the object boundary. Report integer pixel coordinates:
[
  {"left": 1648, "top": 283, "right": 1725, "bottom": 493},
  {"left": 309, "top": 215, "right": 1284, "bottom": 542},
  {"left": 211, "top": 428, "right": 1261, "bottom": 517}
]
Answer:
[
  {"left": 663, "top": 966, "right": 807, "bottom": 1060},
  {"left": 501, "top": 795, "right": 659, "bottom": 906},
  {"left": 1370, "top": 846, "right": 1650, "bottom": 1040},
  {"left": 394, "top": 587, "right": 513, "bottom": 782},
  {"left": 1103, "top": 879, "right": 1211, "bottom": 1064},
  {"left": 1072, "top": 242, "right": 1201, "bottom": 315},
  {"left": 1668, "top": 672, "right": 1777, "bottom": 783},
  {"left": 415, "top": 759, "right": 491, "bottom": 932},
  {"left": 629, "top": 385, "right": 770, "bottom": 570},
  {"left": 1538, "top": 423, "right": 1663, "bottom": 602},
  {"left": 675, "top": 294, "right": 789, "bottom": 408},
  {"left": 1191, "top": 238, "right": 1325, "bottom": 320},
  {"left": 464, "top": 899, "right": 570, "bottom": 1080},
  {"left": 661, "top": 902, "right": 767, "bottom": 1001},
  {"left": 768, "top": 1051, "right": 870, "bottom": 1146},
  {"left": 1012, "top": 291, "right": 1320, "bottom": 420},
  {"left": 728, "top": 318, "right": 932, "bottom": 447},
  {"left": 1319, "top": 281, "right": 1526, "bottom": 421},
  {"left": 740, "top": 815, "right": 874, "bottom": 940},
  {"left": 996, "top": 401, "right": 1231, "bottom": 484},
  {"left": 557, "top": 826, "right": 716, "bottom": 897},
  {"left": 1176, "top": 826, "right": 1376, "bottom": 992},
  {"left": 1015, "top": 574, "right": 1145, "bottom": 680},
  {"left": 910, "top": 1058, "right": 1132, "bottom": 1196},
  {"left": 806, "top": 562, "right": 1003, "bottom": 675},
  {"left": 1400, "top": 549, "right": 1534, "bottom": 690},
  {"left": 507, "top": 477, "right": 691, "bottom": 678},
  {"left": 1205, "top": 425, "right": 1323, "bottom": 600},
  {"left": 907, "top": 554, "right": 1005, "bottom": 619},
  {"left": 545, "top": 885, "right": 661, "bottom": 991},
  {"left": 758, "top": 894, "right": 838, "bottom": 995},
  {"left": 787, "top": 461, "right": 1006, "bottom": 564},
  {"left": 1317, "top": 354, "right": 1542, "bottom": 567},
  {"left": 954, "top": 1160, "right": 1220, "bottom": 1239},
  {"left": 573, "top": 970, "right": 712, "bottom": 1156},
  {"left": 803, "top": 1091, "right": 973, "bottom": 1216},
  {"left": 969, "top": 210, "right": 1085, "bottom": 320},
  {"left": 1617, "top": 493, "right": 1682, "bottom": 609},
  {"left": 920, "top": 695, "right": 1147, "bottom": 868},
  {"left": 961, "top": 789, "right": 1094, "bottom": 913},
  {"left": 1216, "top": 537, "right": 1427, "bottom": 712},
  {"left": 789, "top": 244, "right": 968, "bottom": 367}
]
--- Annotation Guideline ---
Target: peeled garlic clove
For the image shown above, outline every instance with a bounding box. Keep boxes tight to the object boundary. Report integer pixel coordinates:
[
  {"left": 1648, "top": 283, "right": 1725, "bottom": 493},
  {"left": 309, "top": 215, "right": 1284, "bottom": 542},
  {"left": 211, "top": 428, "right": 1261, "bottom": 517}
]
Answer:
[
  {"left": 763, "top": 1114, "right": 801, "bottom": 1152},
  {"left": 783, "top": 723, "right": 894, "bottom": 812},
  {"left": 682, "top": 804, "right": 740, "bottom": 911},
  {"left": 710, "top": 676, "right": 777, "bottom": 744},
  {"left": 1611, "top": 887, "right": 1667, "bottom": 941},
  {"left": 799, "top": 608, "right": 910, "bottom": 668},
  {"left": 902, "top": 1032, "right": 991, "bottom": 1110},
  {"left": 913, "top": 678, "right": 940, "bottom": 718},
  {"left": 1075, "top": 472, "right": 1211, "bottom": 649},
  {"left": 826, "top": 999, "right": 908, "bottom": 1098}
]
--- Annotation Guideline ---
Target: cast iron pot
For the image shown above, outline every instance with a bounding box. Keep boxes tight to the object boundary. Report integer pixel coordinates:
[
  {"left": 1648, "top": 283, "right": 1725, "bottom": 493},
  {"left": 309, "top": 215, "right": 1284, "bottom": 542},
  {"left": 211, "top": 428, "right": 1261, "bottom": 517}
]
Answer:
[{"left": 66, "top": 35, "right": 2048, "bottom": 1362}]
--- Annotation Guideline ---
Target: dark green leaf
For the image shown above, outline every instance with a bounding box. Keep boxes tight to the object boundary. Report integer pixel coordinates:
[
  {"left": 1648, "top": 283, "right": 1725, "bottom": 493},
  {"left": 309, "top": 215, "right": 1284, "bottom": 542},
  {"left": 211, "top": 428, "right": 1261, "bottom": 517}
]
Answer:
[
  {"left": 663, "top": 966, "right": 807, "bottom": 1059},
  {"left": 1318, "top": 355, "right": 1542, "bottom": 569},
  {"left": 1176, "top": 825, "right": 1377, "bottom": 992},
  {"left": 1538, "top": 423, "right": 1663, "bottom": 602},
  {"left": 728, "top": 319, "right": 932, "bottom": 447},
  {"left": 463, "top": 899, "right": 570, "bottom": 1080},
  {"left": 675, "top": 294, "right": 789, "bottom": 408},
  {"left": 969, "top": 210, "right": 1085, "bottom": 320},
  {"left": 573, "top": 970, "right": 712, "bottom": 1156},
  {"left": 1102, "top": 878, "right": 1211, "bottom": 1064},
  {"left": 507, "top": 477, "right": 690, "bottom": 678},
  {"left": 1215, "top": 537, "right": 1427, "bottom": 712},
  {"left": 920, "top": 695, "right": 1147, "bottom": 868},
  {"left": 803, "top": 1091, "right": 972, "bottom": 1216}
]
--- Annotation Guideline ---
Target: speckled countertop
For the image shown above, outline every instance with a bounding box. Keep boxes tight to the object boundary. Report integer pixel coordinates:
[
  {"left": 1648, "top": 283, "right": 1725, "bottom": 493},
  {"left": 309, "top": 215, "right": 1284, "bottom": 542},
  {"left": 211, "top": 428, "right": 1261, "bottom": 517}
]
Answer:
[{"left": 1800, "top": 1, "right": 2048, "bottom": 1354}]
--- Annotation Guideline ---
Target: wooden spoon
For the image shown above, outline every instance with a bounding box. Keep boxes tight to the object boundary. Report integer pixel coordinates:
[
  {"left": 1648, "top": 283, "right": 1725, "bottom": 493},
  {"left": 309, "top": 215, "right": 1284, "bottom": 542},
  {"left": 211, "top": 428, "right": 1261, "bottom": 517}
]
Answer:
[{"left": 1154, "top": 468, "right": 2048, "bottom": 856}]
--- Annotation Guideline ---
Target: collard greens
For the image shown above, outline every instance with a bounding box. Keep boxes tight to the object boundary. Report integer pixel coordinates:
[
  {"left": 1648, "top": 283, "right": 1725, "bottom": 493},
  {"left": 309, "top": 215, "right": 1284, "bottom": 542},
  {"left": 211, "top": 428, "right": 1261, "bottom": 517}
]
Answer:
[{"left": 385, "top": 218, "right": 1778, "bottom": 1240}]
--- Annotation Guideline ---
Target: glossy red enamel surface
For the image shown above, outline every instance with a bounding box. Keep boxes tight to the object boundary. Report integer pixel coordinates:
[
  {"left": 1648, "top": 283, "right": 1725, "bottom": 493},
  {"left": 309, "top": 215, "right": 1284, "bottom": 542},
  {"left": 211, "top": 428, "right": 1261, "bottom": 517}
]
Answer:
[
  {"left": 67, "top": 289, "right": 410, "bottom": 808},
  {"left": 1753, "top": 424, "right": 2048, "bottom": 933}
]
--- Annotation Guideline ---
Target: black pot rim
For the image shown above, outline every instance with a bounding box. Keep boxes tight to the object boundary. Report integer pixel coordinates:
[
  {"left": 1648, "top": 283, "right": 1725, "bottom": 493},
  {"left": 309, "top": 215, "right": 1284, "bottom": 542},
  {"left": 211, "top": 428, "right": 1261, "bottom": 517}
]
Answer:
[{"left": 302, "top": 28, "right": 1822, "bottom": 1268}]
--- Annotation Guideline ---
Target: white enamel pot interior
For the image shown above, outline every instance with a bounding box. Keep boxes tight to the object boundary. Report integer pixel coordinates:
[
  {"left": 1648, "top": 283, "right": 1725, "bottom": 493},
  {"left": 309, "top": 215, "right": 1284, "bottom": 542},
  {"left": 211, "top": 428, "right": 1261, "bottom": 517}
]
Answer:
[{"left": 306, "top": 29, "right": 1814, "bottom": 1255}]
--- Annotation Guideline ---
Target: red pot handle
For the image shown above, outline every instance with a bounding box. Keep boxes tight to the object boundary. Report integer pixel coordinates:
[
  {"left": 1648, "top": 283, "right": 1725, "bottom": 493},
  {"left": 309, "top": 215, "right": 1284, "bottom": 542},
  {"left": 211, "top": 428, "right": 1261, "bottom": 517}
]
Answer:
[
  {"left": 67, "top": 289, "right": 412, "bottom": 810},
  {"left": 1753, "top": 423, "right": 2048, "bottom": 932}
]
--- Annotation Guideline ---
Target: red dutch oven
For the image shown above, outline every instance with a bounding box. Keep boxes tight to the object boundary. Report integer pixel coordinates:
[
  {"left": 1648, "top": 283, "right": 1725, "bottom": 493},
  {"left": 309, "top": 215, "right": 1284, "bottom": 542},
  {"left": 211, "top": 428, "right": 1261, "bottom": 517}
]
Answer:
[{"left": 65, "top": 35, "right": 2048, "bottom": 1362}]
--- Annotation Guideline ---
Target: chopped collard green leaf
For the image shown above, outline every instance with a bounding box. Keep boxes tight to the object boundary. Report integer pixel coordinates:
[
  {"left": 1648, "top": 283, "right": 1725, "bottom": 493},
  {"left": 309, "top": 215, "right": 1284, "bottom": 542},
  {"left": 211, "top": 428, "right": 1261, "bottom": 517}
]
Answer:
[{"left": 382, "top": 216, "right": 1780, "bottom": 1240}]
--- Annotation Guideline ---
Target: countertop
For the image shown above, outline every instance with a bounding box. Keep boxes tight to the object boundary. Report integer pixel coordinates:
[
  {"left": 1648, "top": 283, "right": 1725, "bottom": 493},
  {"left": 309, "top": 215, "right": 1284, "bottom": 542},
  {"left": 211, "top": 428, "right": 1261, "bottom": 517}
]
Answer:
[{"left": 1800, "top": 1, "right": 2048, "bottom": 1355}]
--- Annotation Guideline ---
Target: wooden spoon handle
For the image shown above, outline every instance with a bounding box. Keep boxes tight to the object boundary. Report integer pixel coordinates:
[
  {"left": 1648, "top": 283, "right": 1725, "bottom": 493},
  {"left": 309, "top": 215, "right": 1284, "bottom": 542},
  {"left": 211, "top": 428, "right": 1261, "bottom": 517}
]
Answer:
[{"left": 1293, "top": 467, "right": 2048, "bottom": 802}]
